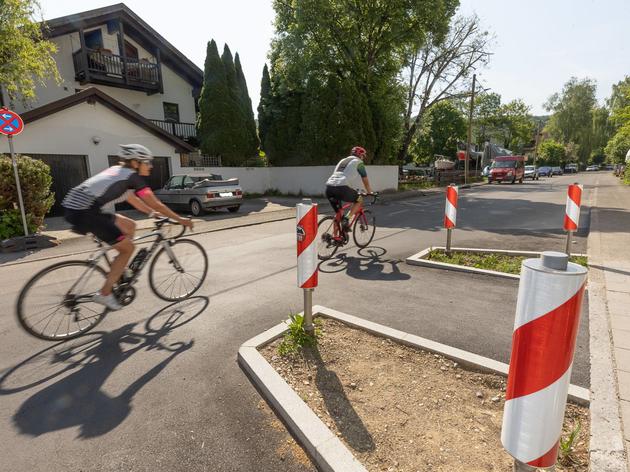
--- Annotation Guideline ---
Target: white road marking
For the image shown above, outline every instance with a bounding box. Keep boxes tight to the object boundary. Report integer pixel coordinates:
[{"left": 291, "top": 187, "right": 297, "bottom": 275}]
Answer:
[{"left": 389, "top": 209, "right": 410, "bottom": 216}]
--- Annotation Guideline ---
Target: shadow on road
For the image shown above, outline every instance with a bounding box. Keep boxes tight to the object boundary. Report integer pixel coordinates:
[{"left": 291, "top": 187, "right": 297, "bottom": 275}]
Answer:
[
  {"left": 0, "top": 296, "right": 208, "bottom": 438},
  {"left": 319, "top": 246, "right": 410, "bottom": 282},
  {"left": 303, "top": 347, "right": 375, "bottom": 453}
]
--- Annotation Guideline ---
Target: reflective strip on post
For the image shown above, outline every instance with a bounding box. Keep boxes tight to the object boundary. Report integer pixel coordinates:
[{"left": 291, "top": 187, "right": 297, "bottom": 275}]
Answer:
[
  {"left": 297, "top": 201, "right": 318, "bottom": 288},
  {"left": 444, "top": 185, "right": 458, "bottom": 229},
  {"left": 501, "top": 252, "right": 587, "bottom": 467},
  {"left": 563, "top": 184, "right": 582, "bottom": 231}
]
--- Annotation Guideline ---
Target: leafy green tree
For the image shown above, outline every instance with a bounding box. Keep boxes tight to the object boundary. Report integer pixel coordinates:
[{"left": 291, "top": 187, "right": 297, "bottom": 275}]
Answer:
[
  {"left": 608, "top": 76, "right": 630, "bottom": 130},
  {"left": 545, "top": 77, "right": 597, "bottom": 166},
  {"left": 538, "top": 140, "right": 566, "bottom": 166},
  {"left": 605, "top": 125, "right": 630, "bottom": 164},
  {"left": 591, "top": 106, "right": 612, "bottom": 164},
  {"left": 265, "top": 0, "right": 458, "bottom": 165},
  {"left": 412, "top": 101, "right": 466, "bottom": 163},
  {"left": 0, "top": 0, "right": 60, "bottom": 103},
  {"left": 497, "top": 99, "right": 535, "bottom": 151},
  {"left": 235, "top": 53, "right": 259, "bottom": 158},
  {"left": 472, "top": 92, "right": 502, "bottom": 145}
]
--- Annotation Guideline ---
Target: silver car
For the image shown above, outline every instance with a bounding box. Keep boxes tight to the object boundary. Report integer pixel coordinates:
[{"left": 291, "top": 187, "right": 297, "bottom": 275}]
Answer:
[{"left": 154, "top": 174, "right": 243, "bottom": 216}]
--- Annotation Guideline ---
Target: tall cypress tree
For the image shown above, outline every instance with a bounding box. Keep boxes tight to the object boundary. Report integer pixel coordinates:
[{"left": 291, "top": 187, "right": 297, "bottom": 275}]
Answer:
[
  {"left": 258, "top": 64, "right": 272, "bottom": 154},
  {"left": 235, "top": 53, "right": 259, "bottom": 157}
]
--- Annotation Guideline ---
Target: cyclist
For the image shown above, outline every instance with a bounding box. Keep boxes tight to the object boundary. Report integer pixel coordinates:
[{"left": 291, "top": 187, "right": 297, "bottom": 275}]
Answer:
[
  {"left": 62, "top": 144, "right": 193, "bottom": 311},
  {"left": 325, "top": 146, "right": 374, "bottom": 231}
]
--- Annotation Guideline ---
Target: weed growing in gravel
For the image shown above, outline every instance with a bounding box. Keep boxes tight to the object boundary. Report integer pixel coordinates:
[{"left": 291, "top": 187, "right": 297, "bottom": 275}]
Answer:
[
  {"left": 559, "top": 420, "right": 582, "bottom": 466},
  {"left": 278, "top": 314, "right": 322, "bottom": 356}
]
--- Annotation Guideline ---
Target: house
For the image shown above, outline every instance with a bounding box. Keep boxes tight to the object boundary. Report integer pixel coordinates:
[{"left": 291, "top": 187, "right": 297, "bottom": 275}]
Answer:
[{"left": 1, "top": 3, "right": 205, "bottom": 214}]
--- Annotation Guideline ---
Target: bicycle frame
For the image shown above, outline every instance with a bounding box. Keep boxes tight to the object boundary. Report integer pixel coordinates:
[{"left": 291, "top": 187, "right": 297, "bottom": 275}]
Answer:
[{"left": 66, "top": 223, "right": 183, "bottom": 305}]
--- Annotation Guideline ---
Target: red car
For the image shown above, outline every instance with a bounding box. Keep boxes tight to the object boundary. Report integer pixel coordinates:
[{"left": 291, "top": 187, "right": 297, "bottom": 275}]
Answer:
[{"left": 488, "top": 156, "right": 525, "bottom": 184}]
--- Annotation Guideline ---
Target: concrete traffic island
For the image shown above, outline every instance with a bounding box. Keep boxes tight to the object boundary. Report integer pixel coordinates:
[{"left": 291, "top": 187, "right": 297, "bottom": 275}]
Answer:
[
  {"left": 406, "top": 247, "right": 587, "bottom": 280},
  {"left": 238, "top": 306, "right": 590, "bottom": 472}
]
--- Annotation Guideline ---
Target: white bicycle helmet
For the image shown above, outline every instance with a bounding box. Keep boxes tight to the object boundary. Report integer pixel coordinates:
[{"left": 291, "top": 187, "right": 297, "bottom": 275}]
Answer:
[{"left": 118, "top": 144, "right": 154, "bottom": 162}]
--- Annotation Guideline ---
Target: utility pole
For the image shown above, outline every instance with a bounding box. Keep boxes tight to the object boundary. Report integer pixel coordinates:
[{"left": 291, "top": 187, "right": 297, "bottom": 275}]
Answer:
[
  {"left": 465, "top": 74, "right": 476, "bottom": 186},
  {"left": 533, "top": 121, "right": 542, "bottom": 167}
]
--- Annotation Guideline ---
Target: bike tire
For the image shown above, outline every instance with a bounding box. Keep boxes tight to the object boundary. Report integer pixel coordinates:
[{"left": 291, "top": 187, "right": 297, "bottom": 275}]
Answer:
[
  {"left": 16, "top": 261, "right": 108, "bottom": 341},
  {"left": 317, "top": 216, "right": 340, "bottom": 261},
  {"left": 353, "top": 210, "right": 376, "bottom": 248},
  {"left": 148, "top": 238, "right": 208, "bottom": 301}
]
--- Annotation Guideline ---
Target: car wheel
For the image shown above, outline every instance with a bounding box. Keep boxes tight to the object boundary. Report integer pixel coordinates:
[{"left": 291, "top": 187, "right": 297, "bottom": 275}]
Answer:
[
  {"left": 227, "top": 205, "right": 240, "bottom": 213},
  {"left": 189, "top": 199, "right": 204, "bottom": 217}
]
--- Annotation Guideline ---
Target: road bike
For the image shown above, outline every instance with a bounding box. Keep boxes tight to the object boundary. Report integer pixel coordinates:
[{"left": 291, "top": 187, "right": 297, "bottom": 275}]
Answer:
[
  {"left": 317, "top": 193, "right": 379, "bottom": 260},
  {"left": 16, "top": 217, "right": 208, "bottom": 341}
]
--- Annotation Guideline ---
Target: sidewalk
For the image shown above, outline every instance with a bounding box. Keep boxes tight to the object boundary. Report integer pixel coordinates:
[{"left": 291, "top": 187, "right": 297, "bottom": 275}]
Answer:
[{"left": 588, "top": 174, "right": 630, "bottom": 471}]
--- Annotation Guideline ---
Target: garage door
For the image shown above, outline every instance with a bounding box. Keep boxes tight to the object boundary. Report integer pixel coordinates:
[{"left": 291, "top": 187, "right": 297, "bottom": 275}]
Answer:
[{"left": 28, "top": 153, "right": 89, "bottom": 216}]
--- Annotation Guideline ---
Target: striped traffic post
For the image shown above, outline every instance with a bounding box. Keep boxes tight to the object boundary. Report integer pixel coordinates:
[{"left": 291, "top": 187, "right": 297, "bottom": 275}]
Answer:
[
  {"left": 444, "top": 184, "right": 458, "bottom": 255},
  {"left": 563, "top": 183, "right": 582, "bottom": 257},
  {"left": 502, "top": 251, "right": 587, "bottom": 470},
  {"left": 297, "top": 199, "right": 318, "bottom": 333}
]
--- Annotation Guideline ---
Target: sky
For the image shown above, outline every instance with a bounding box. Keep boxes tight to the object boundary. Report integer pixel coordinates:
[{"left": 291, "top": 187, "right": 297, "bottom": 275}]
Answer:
[{"left": 39, "top": 0, "right": 630, "bottom": 116}]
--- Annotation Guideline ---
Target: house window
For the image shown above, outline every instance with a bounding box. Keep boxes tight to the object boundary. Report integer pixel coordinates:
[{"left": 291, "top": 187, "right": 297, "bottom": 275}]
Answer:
[
  {"left": 84, "top": 29, "right": 103, "bottom": 50},
  {"left": 163, "top": 102, "right": 180, "bottom": 122},
  {"left": 124, "top": 40, "right": 138, "bottom": 59}
]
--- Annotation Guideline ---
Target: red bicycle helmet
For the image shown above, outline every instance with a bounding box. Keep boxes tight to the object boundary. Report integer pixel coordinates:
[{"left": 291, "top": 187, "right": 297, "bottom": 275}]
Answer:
[{"left": 351, "top": 146, "right": 367, "bottom": 158}]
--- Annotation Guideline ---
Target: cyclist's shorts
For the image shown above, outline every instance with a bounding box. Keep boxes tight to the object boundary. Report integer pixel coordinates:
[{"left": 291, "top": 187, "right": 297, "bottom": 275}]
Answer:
[
  {"left": 64, "top": 208, "right": 124, "bottom": 245},
  {"left": 325, "top": 185, "right": 360, "bottom": 205}
]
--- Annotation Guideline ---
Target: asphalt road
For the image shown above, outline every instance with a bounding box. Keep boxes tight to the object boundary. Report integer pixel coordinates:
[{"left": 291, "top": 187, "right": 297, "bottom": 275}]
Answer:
[{"left": 0, "top": 173, "right": 597, "bottom": 471}]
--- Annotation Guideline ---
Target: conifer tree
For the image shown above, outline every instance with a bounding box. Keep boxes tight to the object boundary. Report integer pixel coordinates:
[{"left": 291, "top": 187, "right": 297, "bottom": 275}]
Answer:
[
  {"left": 235, "top": 53, "right": 259, "bottom": 157},
  {"left": 257, "top": 64, "right": 272, "bottom": 153}
]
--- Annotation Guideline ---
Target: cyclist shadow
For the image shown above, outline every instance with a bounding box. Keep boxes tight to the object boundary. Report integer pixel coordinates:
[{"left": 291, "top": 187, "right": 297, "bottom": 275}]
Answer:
[
  {"left": 6, "top": 296, "right": 208, "bottom": 439},
  {"left": 319, "top": 247, "right": 411, "bottom": 282},
  {"left": 303, "top": 347, "right": 375, "bottom": 453}
]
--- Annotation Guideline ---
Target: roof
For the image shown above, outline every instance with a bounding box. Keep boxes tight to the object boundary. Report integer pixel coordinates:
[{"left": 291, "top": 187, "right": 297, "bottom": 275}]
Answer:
[
  {"left": 21, "top": 88, "right": 196, "bottom": 153},
  {"left": 43, "top": 3, "right": 202, "bottom": 87}
]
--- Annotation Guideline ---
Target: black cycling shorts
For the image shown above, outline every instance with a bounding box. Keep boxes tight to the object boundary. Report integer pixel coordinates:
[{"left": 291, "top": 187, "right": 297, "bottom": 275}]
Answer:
[
  {"left": 326, "top": 185, "right": 359, "bottom": 213},
  {"left": 64, "top": 208, "right": 124, "bottom": 245}
]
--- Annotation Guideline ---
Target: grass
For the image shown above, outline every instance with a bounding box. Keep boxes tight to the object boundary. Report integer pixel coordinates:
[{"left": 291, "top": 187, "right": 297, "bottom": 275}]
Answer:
[
  {"left": 398, "top": 180, "right": 438, "bottom": 191},
  {"left": 427, "top": 250, "right": 588, "bottom": 275}
]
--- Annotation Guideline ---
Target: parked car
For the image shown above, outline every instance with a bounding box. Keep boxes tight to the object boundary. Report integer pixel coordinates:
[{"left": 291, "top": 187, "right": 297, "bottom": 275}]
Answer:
[
  {"left": 605, "top": 164, "right": 615, "bottom": 171},
  {"left": 523, "top": 165, "right": 539, "bottom": 180},
  {"left": 551, "top": 166, "right": 563, "bottom": 176},
  {"left": 488, "top": 156, "right": 525, "bottom": 184},
  {"left": 538, "top": 166, "right": 553, "bottom": 177},
  {"left": 565, "top": 163, "right": 578, "bottom": 174},
  {"left": 586, "top": 165, "right": 599, "bottom": 172},
  {"left": 482, "top": 165, "right": 490, "bottom": 177},
  {"left": 154, "top": 174, "right": 243, "bottom": 216}
]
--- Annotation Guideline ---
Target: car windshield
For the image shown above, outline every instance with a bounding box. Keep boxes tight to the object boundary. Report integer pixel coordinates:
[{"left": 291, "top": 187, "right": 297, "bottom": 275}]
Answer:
[
  {"left": 525, "top": 166, "right": 535, "bottom": 171},
  {"left": 492, "top": 161, "right": 517, "bottom": 168},
  {"left": 191, "top": 175, "right": 223, "bottom": 182}
]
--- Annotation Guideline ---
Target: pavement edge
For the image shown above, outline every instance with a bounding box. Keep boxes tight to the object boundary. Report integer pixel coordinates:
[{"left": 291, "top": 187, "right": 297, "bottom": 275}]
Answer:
[{"left": 238, "top": 304, "right": 590, "bottom": 472}]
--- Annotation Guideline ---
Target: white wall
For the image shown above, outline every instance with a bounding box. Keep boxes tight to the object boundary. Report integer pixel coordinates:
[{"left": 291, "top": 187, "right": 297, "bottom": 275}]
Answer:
[
  {"left": 8, "top": 100, "right": 180, "bottom": 175},
  {"left": 11, "top": 29, "right": 197, "bottom": 124},
  {"left": 169, "top": 161, "right": 399, "bottom": 195}
]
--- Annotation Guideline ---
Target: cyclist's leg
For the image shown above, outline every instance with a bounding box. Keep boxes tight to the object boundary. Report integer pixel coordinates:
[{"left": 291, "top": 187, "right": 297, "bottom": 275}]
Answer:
[
  {"left": 343, "top": 188, "right": 362, "bottom": 220},
  {"left": 91, "top": 212, "right": 134, "bottom": 296},
  {"left": 325, "top": 186, "right": 342, "bottom": 215}
]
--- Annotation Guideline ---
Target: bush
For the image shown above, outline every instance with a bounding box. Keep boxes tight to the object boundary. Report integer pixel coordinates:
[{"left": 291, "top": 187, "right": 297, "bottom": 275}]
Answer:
[
  {"left": 0, "top": 155, "right": 54, "bottom": 237},
  {"left": 624, "top": 165, "right": 630, "bottom": 185}
]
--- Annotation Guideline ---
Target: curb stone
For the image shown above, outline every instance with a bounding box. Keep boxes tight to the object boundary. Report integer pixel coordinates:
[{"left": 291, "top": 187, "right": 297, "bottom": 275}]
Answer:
[
  {"left": 406, "top": 246, "right": 587, "bottom": 279},
  {"left": 238, "top": 305, "right": 590, "bottom": 472}
]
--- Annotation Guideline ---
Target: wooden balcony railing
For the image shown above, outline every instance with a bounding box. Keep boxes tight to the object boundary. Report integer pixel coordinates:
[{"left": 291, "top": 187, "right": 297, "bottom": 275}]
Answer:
[
  {"left": 72, "top": 48, "right": 161, "bottom": 93},
  {"left": 150, "top": 120, "right": 196, "bottom": 140}
]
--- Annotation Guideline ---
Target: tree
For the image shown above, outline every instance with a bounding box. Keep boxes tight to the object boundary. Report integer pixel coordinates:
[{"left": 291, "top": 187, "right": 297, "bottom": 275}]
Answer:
[
  {"left": 197, "top": 40, "right": 242, "bottom": 165},
  {"left": 591, "top": 106, "right": 612, "bottom": 164},
  {"left": 411, "top": 100, "right": 466, "bottom": 164},
  {"left": 258, "top": 64, "right": 272, "bottom": 153},
  {"left": 265, "top": 0, "right": 458, "bottom": 165},
  {"left": 235, "top": 53, "right": 259, "bottom": 158},
  {"left": 496, "top": 99, "right": 535, "bottom": 151},
  {"left": 605, "top": 125, "right": 630, "bottom": 164},
  {"left": 399, "top": 14, "right": 492, "bottom": 163},
  {"left": 538, "top": 140, "right": 566, "bottom": 166},
  {"left": 544, "top": 77, "right": 597, "bottom": 166},
  {"left": 608, "top": 76, "right": 630, "bottom": 130},
  {"left": 0, "top": 0, "right": 60, "bottom": 103},
  {"left": 471, "top": 92, "right": 502, "bottom": 145}
]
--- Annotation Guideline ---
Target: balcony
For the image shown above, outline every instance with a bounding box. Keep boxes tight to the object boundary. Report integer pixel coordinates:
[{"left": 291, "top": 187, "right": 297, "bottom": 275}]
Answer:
[
  {"left": 150, "top": 119, "right": 196, "bottom": 140},
  {"left": 72, "top": 48, "right": 162, "bottom": 94}
]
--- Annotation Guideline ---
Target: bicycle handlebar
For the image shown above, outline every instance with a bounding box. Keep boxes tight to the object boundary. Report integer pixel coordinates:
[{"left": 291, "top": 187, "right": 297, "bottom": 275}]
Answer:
[{"left": 153, "top": 216, "right": 187, "bottom": 238}]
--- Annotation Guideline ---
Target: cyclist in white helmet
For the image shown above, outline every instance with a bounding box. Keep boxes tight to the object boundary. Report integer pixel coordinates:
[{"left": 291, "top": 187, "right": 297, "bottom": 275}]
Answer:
[{"left": 62, "top": 144, "right": 193, "bottom": 310}]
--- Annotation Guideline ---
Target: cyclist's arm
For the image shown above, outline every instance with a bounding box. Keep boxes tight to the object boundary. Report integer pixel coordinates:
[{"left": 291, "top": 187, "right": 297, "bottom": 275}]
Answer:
[
  {"left": 126, "top": 193, "right": 154, "bottom": 215},
  {"left": 361, "top": 176, "right": 373, "bottom": 195},
  {"left": 357, "top": 162, "right": 373, "bottom": 194},
  {"left": 135, "top": 188, "right": 193, "bottom": 228}
]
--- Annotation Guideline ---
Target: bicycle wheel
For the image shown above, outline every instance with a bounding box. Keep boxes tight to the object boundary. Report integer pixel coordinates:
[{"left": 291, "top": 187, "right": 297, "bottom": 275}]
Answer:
[
  {"left": 353, "top": 210, "right": 376, "bottom": 248},
  {"left": 317, "top": 216, "right": 340, "bottom": 261},
  {"left": 148, "top": 238, "right": 208, "bottom": 301},
  {"left": 16, "top": 261, "right": 108, "bottom": 341}
]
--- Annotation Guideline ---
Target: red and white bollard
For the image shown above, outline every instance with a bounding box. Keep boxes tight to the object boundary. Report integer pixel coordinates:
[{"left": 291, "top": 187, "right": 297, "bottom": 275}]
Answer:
[
  {"left": 501, "top": 251, "right": 587, "bottom": 470},
  {"left": 563, "top": 183, "right": 582, "bottom": 257},
  {"left": 297, "top": 199, "right": 318, "bottom": 333},
  {"left": 444, "top": 184, "right": 458, "bottom": 255}
]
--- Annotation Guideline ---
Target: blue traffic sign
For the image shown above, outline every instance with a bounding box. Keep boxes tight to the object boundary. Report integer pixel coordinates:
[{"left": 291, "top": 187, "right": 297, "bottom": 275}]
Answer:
[{"left": 0, "top": 108, "right": 24, "bottom": 136}]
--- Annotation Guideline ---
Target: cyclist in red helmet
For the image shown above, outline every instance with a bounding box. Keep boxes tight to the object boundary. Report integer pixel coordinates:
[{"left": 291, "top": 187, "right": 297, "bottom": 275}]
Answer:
[{"left": 325, "top": 146, "right": 374, "bottom": 232}]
